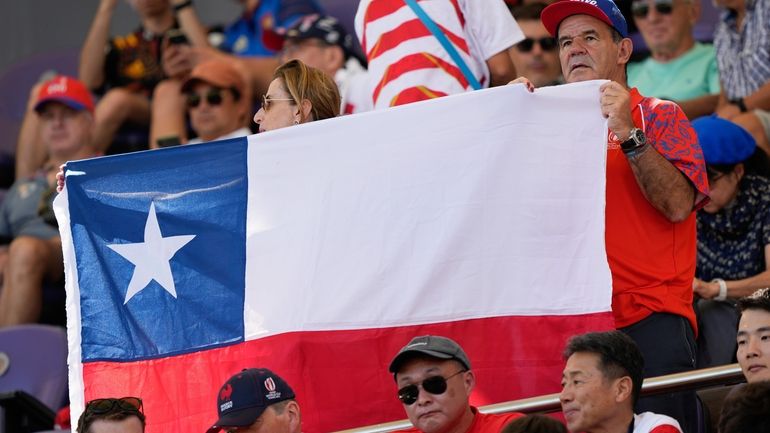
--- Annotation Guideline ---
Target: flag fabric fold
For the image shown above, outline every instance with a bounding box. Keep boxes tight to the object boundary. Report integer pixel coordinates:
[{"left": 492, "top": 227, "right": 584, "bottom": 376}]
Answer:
[{"left": 55, "top": 81, "right": 614, "bottom": 433}]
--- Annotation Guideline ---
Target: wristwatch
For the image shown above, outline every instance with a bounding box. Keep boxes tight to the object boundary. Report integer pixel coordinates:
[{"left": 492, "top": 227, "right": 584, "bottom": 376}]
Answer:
[{"left": 621, "top": 127, "right": 646, "bottom": 154}]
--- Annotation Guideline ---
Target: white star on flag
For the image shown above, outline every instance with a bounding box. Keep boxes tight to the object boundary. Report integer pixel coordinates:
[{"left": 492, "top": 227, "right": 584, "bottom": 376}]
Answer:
[{"left": 108, "top": 202, "right": 195, "bottom": 304}]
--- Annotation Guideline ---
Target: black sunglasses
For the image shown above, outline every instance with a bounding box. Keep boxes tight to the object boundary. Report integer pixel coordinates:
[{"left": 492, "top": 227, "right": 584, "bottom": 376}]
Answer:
[
  {"left": 631, "top": 0, "right": 675, "bottom": 18},
  {"left": 516, "top": 37, "right": 558, "bottom": 53},
  {"left": 397, "top": 370, "right": 466, "bottom": 405},
  {"left": 85, "top": 397, "right": 144, "bottom": 415},
  {"left": 187, "top": 88, "right": 225, "bottom": 108}
]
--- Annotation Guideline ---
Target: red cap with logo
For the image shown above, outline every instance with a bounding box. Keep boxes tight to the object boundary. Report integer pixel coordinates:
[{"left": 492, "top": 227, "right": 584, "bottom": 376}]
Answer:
[{"left": 34, "top": 75, "right": 95, "bottom": 114}]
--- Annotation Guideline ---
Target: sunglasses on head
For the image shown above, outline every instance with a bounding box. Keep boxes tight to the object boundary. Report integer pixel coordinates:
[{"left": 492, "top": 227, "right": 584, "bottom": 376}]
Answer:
[
  {"left": 187, "top": 88, "right": 226, "bottom": 108},
  {"left": 84, "top": 397, "right": 143, "bottom": 415},
  {"left": 397, "top": 370, "right": 466, "bottom": 405},
  {"left": 515, "top": 37, "right": 558, "bottom": 53},
  {"left": 631, "top": 0, "right": 675, "bottom": 18}
]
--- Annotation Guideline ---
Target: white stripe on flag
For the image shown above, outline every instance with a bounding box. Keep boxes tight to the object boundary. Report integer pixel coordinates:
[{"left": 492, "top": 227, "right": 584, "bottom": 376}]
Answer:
[{"left": 244, "top": 81, "right": 611, "bottom": 340}]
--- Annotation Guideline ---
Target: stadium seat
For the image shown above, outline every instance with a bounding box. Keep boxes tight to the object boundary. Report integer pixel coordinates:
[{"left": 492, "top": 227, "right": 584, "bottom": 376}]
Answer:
[{"left": 0, "top": 324, "right": 68, "bottom": 411}]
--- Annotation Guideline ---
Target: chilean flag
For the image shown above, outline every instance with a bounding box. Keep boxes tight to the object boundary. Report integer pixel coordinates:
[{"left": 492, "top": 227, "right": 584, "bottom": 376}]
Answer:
[{"left": 54, "top": 82, "right": 614, "bottom": 433}]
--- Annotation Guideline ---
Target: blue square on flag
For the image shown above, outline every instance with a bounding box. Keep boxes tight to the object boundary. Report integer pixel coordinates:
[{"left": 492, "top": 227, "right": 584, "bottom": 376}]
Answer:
[{"left": 66, "top": 138, "right": 248, "bottom": 361}]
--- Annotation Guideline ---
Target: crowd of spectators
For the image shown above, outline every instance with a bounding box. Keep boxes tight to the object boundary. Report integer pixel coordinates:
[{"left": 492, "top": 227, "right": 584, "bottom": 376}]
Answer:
[{"left": 3, "top": 0, "right": 770, "bottom": 431}]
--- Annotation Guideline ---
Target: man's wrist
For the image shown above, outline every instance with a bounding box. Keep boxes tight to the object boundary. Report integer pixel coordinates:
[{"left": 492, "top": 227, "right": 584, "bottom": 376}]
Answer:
[
  {"left": 730, "top": 97, "right": 748, "bottom": 113},
  {"left": 712, "top": 278, "right": 728, "bottom": 301}
]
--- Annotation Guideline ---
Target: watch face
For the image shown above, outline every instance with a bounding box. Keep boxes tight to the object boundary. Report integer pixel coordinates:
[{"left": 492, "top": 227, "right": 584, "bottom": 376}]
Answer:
[{"left": 632, "top": 128, "right": 646, "bottom": 146}]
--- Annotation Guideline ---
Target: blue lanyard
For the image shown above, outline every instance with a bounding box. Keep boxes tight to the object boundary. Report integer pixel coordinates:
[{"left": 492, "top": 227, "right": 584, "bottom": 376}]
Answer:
[{"left": 402, "top": 0, "right": 483, "bottom": 90}]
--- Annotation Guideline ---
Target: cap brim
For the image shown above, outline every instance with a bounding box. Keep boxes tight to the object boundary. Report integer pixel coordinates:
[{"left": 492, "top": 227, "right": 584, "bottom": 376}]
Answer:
[
  {"left": 34, "top": 97, "right": 88, "bottom": 113},
  {"left": 541, "top": 2, "right": 616, "bottom": 37},
  {"left": 205, "top": 406, "right": 264, "bottom": 433},
  {"left": 389, "top": 349, "right": 455, "bottom": 373}
]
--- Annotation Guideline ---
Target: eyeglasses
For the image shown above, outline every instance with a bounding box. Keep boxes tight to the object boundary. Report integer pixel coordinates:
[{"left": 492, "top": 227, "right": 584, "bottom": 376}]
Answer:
[
  {"left": 515, "top": 37, "right": 558, "bottom": 53},
  {"left": 187, "top": 88, "right": 225, "bottom": 108},
  {"left": 84, "top": 397, "right": 143, "bottom": 415},
  {"left": 397, "top": 370, "right": 466, "bottom": 405},
  {"left": 631, "top": 0, "right": 675, "bottom": 18},
  {"left": 261, "top": 94, "right": 295, "bottom": 112}
]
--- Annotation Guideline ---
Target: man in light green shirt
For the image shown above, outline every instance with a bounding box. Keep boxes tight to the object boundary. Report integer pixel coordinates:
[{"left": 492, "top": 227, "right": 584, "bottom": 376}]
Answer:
[{"left": 628, "top": 0, "right": 720, "bottom": 119}]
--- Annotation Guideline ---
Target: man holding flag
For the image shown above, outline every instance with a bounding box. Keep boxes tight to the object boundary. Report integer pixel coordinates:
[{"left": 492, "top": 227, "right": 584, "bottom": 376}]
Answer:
[{"left": 514, "top": 0, "right": 709, "bottom": 430}]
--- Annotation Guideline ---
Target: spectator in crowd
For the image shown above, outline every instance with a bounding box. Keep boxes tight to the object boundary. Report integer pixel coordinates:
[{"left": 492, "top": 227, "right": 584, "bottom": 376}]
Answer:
[
  {"left": 560, "top": 331, "right": 683, "bottom": 433},
  {"left": 502, "top": 414, "right": 567, "bottom": 433},
  {"left": 76, "top": 397, "right": 145, "bottom": 433},
  {"left": 183, "top": 60, "right": 251, "bottom": 144},
  {"left": 512, "top": 0, "right": 709, "bottom": 430},
  {"left": 277, "top": 14, "right": 372, "bottom": 114},
  {"left": 0, "top": 76, "right": 97, "bottom": 327},
  {"left": 151, "top": 59, "right": 251, "bottom": 147},
  {"left": 717, "top": 381, "right": 770, "bottom": 433},
  {"left": 78, "top": 0, "right": 208, "bottom": 152},
  {"left": 736, "top": 288, "right": 770, "bottom": 383},
  {"left": 206, "top": 368, "right": 301, "bottom": 433},
  {"left": 253, "top": 59, "right": 340, "bottom": 132},
  {"left": 508, "top": 3, "right": 563, "bottom": 88},
  {"left": 713, "top": 0, "right": 770, "bottom": 155},
  {"left": 628, "top": 0, "right": 720, "bottom": 119},
  {"left": 354, "top": 0, "right": 524, "bottom": 109},
  {"left": 690, "top": 116, "right": 770, "bottom": 367},
  {"left": 149, "top": 0, "right": 323, "bottom": 147},
  {"left": 389, "top": 335, "right": 524, "bottom": 433}
]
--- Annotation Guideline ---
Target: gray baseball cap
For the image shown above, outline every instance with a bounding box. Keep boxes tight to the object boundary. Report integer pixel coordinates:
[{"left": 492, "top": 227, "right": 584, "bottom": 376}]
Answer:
[{"left": 389, "top": 335, "right": 472, "bottom": 373}]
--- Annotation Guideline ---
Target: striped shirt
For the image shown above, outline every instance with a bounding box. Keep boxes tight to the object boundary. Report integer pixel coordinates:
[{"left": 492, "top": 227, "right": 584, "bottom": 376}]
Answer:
[
  {"left": 354, "top": 0, "right": 523, "bottom": 109},
  {"left": 714, "top": 0, "right": 770, "bottom": 99}
]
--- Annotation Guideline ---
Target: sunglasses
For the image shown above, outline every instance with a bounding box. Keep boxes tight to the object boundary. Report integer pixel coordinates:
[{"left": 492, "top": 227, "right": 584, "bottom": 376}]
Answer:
[
  {"left": 515, "top": 37, "right": 558, "bottom": 53},
  {"left": 397, "top": 370, "right": 466, "bottom": 405},
  {"left": 187, "top": 88, "right": 225, "bottom": 108},
  {"left": 261, "top": 94, "right": 295, "bottom": 112},
  {"left": 631, "top": 0, "right": 675, "bottom": 18},
  {"left": 84, "top": 397, "right": 143, "bottom": 415}
]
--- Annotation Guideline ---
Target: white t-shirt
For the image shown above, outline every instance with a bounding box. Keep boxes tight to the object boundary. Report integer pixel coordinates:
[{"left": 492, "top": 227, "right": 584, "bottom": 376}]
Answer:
[
  {"left": 336, "top": 58, "right": 373, "bottom": 114},
  {"left": 354, "top": 0, "right": 523, "bottom": 109}
]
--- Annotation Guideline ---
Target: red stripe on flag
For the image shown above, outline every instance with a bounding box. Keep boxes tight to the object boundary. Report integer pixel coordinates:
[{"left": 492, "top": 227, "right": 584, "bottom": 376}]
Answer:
[
  {"left": 389, "top": 86, "right": 449, "bottom": 106},
  {"left": 81, "top": 313, "right": 613, "bottom": 433},
  {"left": 368, "top": 19, "right": 470, "bottom": 61},
  {"left": 372, "top": 53, "right": 471, "bottom": 103}
]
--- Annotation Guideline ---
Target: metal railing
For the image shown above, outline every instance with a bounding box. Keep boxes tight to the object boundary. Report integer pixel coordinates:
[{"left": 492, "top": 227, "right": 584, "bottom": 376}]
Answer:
[{"left": 336, "top": 363, "right": 744, "bottom": 433}]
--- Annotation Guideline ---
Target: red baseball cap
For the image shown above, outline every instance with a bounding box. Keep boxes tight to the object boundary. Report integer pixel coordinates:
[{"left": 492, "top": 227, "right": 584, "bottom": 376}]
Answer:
[
  {"left": 541, "top": 0, "right": 629, "bottom": 38},
  {"left": 34, "top": 75, "right": 95, "bottom": 114}
]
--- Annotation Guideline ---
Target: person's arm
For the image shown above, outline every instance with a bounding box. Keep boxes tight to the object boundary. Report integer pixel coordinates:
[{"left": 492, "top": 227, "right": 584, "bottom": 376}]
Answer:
[
  {"left": 79, "top": 0, "right": 118, "bottom": 89},
  {"left": 170, "top": 0, "right": 210, "bottom": 47},
  {"left": 694, "top": 245, "right": 770, "bottom": 299},
  {"left": 676, "top": 94, "right": 720, "bottom": 120},
  {"left": 601, "top": 81, "right": 695, "bottom": 222},
  {"left": 742, "top": 80, "right": 770, "bottom": 112},
  {"left": 14, "top": 83, "right": 46, "bottom": 180},
  {"left": 487, "top": 51, "right": 517, "bottom": 87}
]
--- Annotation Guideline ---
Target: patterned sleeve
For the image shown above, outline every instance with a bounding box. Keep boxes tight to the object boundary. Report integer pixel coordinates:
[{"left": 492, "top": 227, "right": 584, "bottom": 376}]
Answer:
[
  {"left": 762, "top": 187, "right": 770, "bottom": 247},
  {"left": 644, "top": 98, "right": 710, "bottom": 208}
]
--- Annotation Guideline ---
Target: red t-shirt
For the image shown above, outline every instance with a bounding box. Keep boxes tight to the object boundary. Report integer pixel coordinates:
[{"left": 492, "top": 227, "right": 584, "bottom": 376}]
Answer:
[
  {"left": 393, "top": 407, "right": 524, "bottom": 433},
  {"left": 605, "top": 88, "right": 709, "bottom": 332}
]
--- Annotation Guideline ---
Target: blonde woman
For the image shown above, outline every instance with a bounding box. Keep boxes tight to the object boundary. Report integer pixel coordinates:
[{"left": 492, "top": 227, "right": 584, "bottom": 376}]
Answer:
[{"left": 253, "top": 59, "right": 341, "bottom": 133}]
